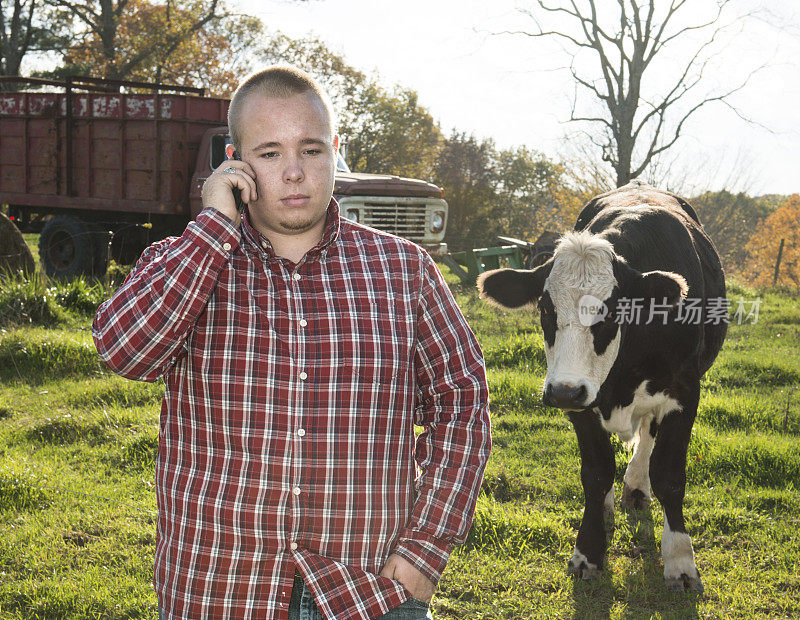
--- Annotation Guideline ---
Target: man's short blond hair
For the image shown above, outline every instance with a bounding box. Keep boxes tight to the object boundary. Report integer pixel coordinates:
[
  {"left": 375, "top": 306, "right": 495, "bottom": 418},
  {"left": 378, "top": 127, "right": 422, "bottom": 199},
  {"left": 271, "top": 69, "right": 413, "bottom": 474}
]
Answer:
[{"left": 228, "top": 65, "right": 336, "bottom": 149}]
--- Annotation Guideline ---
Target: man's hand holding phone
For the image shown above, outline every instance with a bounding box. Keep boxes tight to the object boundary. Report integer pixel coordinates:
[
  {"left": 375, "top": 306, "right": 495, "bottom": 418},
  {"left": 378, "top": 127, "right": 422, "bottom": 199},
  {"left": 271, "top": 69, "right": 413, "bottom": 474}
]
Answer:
[{"left": 201, "top": 149, "right": 258, "bottom": 226}]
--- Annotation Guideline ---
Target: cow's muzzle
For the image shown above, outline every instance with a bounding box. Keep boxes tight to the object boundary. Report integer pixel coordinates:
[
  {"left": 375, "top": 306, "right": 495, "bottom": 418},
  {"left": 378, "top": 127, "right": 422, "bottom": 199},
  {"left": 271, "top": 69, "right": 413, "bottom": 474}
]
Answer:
[{"left": 543, "top": 382, "right": 588, "bottom": 410}]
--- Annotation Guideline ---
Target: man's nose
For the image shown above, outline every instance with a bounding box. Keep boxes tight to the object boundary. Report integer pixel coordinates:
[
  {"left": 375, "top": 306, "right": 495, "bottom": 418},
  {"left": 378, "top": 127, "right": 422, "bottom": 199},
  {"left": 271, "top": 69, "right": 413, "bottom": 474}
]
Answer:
[{"left": 284, "top": 158, "right": 304, "bottom": 183}]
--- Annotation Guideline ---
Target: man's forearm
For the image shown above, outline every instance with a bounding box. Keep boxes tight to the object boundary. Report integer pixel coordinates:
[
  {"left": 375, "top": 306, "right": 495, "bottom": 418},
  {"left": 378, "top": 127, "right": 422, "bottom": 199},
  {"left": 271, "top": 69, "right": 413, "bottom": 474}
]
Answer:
[{"left": 93, "top": 208, "right": 241, "bottom": 382}]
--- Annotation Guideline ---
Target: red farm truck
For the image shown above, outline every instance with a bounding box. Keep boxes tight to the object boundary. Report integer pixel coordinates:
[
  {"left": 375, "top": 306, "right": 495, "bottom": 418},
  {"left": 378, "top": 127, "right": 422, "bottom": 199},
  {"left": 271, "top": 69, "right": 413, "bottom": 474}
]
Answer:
[{"left": 0, "top": 76, "right": 448, "bottom": 278}]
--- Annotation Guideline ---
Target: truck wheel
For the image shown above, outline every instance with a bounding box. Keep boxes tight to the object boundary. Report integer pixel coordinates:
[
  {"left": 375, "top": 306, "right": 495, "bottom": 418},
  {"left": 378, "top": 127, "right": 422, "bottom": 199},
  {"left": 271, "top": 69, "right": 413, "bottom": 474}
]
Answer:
[{"left": 39, "top": 216, "right": 108, "bottom": 279}]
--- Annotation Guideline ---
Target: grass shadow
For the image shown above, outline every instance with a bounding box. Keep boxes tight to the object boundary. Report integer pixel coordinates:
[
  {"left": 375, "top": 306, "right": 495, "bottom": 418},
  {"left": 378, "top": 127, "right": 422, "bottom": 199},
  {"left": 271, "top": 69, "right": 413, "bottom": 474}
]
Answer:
[
  {"left": 620, "top": 506, "right": 700, "bottom": 620},
  {"left": 570, "top": 571, "right": 614, "bottom": 619}
]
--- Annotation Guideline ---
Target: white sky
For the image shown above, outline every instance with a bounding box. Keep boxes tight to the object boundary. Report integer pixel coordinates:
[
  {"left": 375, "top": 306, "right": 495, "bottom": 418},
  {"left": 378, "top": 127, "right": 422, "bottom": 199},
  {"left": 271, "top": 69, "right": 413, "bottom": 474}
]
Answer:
[{"left": 238, "top": 0, "right": 800, "bottom": 196}]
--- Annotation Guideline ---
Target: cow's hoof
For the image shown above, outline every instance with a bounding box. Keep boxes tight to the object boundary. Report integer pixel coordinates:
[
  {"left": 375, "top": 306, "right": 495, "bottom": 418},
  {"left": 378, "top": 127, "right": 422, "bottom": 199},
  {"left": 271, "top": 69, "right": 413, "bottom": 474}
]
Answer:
[
  {"left": 665, "top": 573, "right": 704, "bottom": 594},
  {"left": 622, "top": 483, "right": 651, "bottom": 511},
  {"left": 567, "top": 559, "right": 602, "bottom": 581}
]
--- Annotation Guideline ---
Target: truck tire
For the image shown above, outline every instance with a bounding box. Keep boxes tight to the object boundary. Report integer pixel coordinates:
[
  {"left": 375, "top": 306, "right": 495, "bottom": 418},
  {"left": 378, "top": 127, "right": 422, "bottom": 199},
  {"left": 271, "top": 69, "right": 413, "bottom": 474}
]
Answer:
[{"left": 39, "top": 216, "right": 108, "bottom": 279}]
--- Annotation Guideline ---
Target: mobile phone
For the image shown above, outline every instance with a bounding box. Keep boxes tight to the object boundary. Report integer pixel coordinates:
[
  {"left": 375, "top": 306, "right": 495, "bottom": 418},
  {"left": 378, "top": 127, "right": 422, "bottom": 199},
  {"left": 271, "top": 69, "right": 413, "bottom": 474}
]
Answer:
[{"left": 226, "top": 147, "right": 246, "bottom": 213}]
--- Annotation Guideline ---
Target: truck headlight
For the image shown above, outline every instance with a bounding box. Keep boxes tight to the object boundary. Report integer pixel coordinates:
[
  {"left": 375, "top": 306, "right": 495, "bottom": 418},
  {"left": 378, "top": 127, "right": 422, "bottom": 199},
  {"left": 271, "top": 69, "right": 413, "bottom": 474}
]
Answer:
[
  {"left": 346, "top": 208, "right": 360, "bottom": 222},
  {"left": 430, "top": 211, "right": 445, "bottom": 233}
]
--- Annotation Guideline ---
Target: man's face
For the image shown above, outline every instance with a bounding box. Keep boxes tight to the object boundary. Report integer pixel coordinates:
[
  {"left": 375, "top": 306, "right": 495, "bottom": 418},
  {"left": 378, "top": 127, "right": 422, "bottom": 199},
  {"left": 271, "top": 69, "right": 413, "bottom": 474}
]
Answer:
[{"left": 237, "top": 91, "right": 338, "bottom": 241}]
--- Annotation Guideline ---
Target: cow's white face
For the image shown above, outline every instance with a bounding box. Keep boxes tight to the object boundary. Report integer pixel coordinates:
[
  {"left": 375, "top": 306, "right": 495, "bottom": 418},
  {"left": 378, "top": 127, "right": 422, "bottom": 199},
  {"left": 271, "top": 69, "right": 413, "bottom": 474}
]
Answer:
[
  {"left": 477, "top": 230, "right": 689, "bottom": 412},
  {"left": 539, "top": 232, "right": 621, "bottom": 409}
]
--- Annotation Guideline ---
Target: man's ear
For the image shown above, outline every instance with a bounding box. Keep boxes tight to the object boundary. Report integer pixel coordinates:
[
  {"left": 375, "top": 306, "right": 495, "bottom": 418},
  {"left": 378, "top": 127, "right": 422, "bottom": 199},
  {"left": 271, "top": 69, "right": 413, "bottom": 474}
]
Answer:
[
  {"left": 614, "top": 259, "right": 688, "bottom": 306},
  {"left": 477, "top": 261, "right": 553, "bottom": 309}
]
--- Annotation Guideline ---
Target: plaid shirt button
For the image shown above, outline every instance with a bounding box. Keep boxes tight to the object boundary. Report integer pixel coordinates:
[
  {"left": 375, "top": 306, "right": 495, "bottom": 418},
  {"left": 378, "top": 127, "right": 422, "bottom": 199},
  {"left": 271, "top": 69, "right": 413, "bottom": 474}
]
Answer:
[
  {"left": 297, "top": 428, "right": 306, "bottom": 437},
  {"left": 292, "top": 487, "right": 301, "bottom": 496},
  {"left": 222, "top": 242, "right": 231, "bottom": 251},
  {"left": 293, "top": 273, "right": 301, "bottom": 281},
  {"left": 299, "top": 319, "right": 308, "bottom": 327},
  {"left": 299, "top": 371, "right": 308, "bottom": 380},
  {"left": 290, "top": 542, "right": 298, "bottom": 550}
]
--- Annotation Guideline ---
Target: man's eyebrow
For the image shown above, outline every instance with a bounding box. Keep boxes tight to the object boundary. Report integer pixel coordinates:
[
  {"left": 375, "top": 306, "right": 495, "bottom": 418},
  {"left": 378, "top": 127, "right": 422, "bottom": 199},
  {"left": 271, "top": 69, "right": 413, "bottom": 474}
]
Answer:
[{"left": 251, "top": 138, "right": 328, "bottom": 151}]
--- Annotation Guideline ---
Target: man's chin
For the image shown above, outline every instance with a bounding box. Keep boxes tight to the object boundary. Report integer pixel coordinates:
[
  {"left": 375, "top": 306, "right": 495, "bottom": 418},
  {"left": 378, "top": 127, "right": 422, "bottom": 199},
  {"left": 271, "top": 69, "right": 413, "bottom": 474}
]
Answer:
[{"left": 279, "top": 219, "right": 317, "bottom": 232}]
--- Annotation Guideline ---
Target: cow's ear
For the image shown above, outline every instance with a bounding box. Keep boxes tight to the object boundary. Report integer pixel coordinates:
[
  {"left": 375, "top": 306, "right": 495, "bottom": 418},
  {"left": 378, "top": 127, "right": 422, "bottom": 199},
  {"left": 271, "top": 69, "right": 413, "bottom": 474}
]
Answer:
[
  {"left": 614, "top": 259, "right": 688, "bottom": 305},
  {"left": 477, "top": 261, "right": 553, "bottom": 309}
]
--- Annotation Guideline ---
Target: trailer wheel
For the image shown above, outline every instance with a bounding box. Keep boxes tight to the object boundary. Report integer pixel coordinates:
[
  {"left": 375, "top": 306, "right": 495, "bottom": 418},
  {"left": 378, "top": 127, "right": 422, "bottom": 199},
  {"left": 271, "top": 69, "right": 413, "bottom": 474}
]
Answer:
[{"left": 39, "top": 216, "right": 108, "bottom": 279}]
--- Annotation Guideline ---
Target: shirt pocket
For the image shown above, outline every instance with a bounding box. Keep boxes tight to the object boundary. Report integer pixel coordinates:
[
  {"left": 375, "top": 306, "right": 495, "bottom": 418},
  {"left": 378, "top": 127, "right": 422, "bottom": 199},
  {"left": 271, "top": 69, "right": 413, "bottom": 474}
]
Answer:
[{"left": 314, "top": 295, "right": 415, "bottom": 386}]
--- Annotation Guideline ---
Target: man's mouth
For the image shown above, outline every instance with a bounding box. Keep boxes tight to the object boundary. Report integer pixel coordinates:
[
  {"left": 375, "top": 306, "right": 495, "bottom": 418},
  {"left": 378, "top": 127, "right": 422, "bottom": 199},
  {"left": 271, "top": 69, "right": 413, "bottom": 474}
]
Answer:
[{"left": 281, "top": 194, "right": 311, "bottom": 207}]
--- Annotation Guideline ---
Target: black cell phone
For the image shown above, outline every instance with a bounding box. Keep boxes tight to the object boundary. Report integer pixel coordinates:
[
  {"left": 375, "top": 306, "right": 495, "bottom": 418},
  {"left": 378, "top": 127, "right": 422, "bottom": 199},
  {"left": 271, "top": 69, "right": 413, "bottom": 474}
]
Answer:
[{"left": 228, "top": 149, "right": 246, "bottom": 213}]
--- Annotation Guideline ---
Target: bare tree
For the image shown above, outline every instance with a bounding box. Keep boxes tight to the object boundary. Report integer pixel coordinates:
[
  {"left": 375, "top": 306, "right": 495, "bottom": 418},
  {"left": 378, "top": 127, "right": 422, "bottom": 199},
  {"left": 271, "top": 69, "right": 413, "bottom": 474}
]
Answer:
[{"left": 505, "top": 1, "right": 763, "bottom": 187}]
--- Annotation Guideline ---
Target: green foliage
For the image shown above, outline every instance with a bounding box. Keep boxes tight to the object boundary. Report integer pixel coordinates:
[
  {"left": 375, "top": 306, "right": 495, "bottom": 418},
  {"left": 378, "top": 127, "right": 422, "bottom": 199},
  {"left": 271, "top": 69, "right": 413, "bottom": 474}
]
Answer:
[
  {"left": 691, "top": 190, "right": 774, "bottom": 272},
  {"left": 24, "top": 417, "right": 109, "bottom": 447},
  {"left": 0, "top": 273, "right": 69, "bottom": 327},
  {"left": 0, "top": 467, "right": 49, "bottom": 512},
  {"left": 0, "top": 271, "right": 108, "bottom": 328},
  {"left": 708, "top": 360, "right": 800, "bottom": 388},
  {"left": 0, "top": 329, "right": 106, "bottom": 384},
  {"left": 688, "top": 430, "right": 800, "bottom": 488},
  {"left": 483, "top": 333, "right": 547, "bottom": 370},
  {"left": 463, "top": 498, "right": 569, "bottom": 557},
  {"left": 115, "top": 435, "right": 159, "bottom": 470},
  {"left": 51, "top": 278, "right": 107, "bottom": 316},
  {"left": 64, "top": 378, "right": 163, "bottom": 409}
]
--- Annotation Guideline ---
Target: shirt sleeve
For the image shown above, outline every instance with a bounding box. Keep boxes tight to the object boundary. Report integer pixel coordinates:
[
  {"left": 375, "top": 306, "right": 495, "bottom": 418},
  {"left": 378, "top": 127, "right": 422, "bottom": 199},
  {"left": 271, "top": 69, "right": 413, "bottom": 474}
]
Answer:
[
  {"left": 392, "top": 252, "right": 492, "bottom": 583},
  {"left": 92, "top": 207, "right": 241, "bottom": 382}
]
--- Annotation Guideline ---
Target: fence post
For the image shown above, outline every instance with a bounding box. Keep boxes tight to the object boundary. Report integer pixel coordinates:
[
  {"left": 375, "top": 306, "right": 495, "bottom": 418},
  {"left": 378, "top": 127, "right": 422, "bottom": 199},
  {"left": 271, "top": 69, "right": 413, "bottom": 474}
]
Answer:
[{"left": 772, "top": 238, "right": 785, "bottom": 287}]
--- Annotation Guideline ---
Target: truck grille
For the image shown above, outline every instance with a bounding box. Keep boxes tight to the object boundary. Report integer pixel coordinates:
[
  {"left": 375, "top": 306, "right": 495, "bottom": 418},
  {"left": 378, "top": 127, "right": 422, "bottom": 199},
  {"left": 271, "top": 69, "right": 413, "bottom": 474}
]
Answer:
[{"left": 362, "top": 203, "right": 428, "bottom": 240}]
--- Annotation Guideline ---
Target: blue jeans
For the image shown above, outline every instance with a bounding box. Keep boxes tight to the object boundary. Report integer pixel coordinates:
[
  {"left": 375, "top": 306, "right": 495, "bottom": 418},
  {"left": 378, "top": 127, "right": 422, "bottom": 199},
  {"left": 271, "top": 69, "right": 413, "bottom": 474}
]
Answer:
[
  {"left": 288, "top": 572, "right": 434, "bottom": 620},
  {"left": 157, "top": 573, "right": 434, "bottom": 620}
]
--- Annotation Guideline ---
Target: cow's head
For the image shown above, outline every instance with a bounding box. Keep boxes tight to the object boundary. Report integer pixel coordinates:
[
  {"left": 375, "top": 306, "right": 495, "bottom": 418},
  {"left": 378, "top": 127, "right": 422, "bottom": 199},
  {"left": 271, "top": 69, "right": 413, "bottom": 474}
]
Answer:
[{"left": 478, "top": 231, "right": 688, "bottom": 411}]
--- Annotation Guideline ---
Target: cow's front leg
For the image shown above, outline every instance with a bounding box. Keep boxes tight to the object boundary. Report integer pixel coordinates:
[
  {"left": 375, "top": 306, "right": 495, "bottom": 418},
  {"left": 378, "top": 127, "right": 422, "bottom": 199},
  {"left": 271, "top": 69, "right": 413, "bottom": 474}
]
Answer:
[
  {"left": 567, "top": 411, "right": 615, "bottom": 580},
  {"left": 650, "top": 391, "right": 704, "bottom": 593},
  {"left": 622, "top": 412, "right": 655, "bottom": 510}
]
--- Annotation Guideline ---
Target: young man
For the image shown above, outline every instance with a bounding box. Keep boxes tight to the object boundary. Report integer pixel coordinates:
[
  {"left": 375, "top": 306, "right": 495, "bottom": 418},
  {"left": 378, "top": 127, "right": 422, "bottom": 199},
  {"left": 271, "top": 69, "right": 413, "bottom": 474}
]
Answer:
[{"left": 93, "top": 66, "right": 491, "bottom": 620}]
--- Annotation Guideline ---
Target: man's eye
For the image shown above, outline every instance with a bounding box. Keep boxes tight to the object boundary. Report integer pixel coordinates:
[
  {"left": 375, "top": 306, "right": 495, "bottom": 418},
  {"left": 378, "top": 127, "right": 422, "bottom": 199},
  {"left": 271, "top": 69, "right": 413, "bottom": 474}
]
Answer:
[
  {"left": 305, "top": 149, "right": 321, "bottom": 156},
  {"left": 261, "top": 152, "right": 278, "bottom": 159}
]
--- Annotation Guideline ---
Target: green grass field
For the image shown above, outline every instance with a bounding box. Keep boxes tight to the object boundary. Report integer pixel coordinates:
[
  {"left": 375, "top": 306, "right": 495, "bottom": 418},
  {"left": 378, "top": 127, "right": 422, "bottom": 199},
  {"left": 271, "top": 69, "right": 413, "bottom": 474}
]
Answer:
[{"left": 0, "top": 246, "right": 798, "bottom": 618}]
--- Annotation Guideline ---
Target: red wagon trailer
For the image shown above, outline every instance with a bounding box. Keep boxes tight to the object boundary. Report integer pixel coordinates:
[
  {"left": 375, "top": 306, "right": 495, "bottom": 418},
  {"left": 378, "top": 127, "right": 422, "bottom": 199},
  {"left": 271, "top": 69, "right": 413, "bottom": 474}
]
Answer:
[{"left": 0, "top": 75, "right": 229, "bottom": 277}]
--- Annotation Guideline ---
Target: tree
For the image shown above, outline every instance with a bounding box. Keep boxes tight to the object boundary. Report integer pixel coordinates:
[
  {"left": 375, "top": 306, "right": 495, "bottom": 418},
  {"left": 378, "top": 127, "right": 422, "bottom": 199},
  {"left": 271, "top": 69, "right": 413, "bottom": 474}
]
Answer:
[
  {"left": 744, "top": 194, "right": 800, "bottom": 290},
  {"left": 690, "top": 189, "right": 773, "bottom": 273},
  {"left": 494, "top": 146, "right": 567, "bottom": 239},
  {"left": 60, "top": 0, "right": 259, "bottom": 94},
  {"left": 343, "top": 85, "right": 442, "bottom": 180},
  {"left": 49, "top": 0, "right": 224, "bottom": 80},
  {"left": 506, "top": 1, "right": 762, "bottom": 187},
  {"left": 1, "top": 0, "right": 70, "bottom": 86},
  {"left": 433, "top": 132, "right": 501, "bottom": 250}
]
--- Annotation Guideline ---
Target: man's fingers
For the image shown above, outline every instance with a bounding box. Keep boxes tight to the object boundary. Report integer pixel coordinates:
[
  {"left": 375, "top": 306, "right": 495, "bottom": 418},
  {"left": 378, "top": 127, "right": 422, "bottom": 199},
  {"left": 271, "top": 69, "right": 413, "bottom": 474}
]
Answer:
[{"left": 222, "top": 169, "right": 258, "bottom": 204}]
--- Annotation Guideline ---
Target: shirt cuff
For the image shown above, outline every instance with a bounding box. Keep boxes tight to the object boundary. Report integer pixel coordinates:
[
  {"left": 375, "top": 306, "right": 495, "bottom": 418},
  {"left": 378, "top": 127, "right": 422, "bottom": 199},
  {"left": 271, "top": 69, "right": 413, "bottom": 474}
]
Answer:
[
  {"left": 392, "top": 530, "right": 454, "bottom": 584},
  {"left": 189, "top": 206, "right": 241, "bottom": 255}
]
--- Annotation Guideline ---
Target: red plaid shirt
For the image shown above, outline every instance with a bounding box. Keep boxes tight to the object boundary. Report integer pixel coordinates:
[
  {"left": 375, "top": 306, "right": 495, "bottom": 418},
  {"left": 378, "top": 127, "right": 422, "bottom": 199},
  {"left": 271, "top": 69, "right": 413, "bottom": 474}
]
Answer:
[{"left": 92, "top": 201, "right": 491, "bottom": 619}]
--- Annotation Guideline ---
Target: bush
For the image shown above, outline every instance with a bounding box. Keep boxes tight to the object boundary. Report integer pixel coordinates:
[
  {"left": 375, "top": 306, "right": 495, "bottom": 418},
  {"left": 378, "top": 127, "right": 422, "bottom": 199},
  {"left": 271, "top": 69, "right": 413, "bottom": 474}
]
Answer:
[
  {"left": 0, "top": 272, "right": 109, "bottom": 327},
  {"left": 0, "top": 273, "right": 68, "bottom": 327}
]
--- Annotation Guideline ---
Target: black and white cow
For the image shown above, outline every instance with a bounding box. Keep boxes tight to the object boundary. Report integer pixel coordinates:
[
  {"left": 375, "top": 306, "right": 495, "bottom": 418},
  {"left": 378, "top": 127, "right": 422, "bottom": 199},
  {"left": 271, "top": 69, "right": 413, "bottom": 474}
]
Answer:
[{"left": 478, "top": 180, "right": 726, "bottom": 592}]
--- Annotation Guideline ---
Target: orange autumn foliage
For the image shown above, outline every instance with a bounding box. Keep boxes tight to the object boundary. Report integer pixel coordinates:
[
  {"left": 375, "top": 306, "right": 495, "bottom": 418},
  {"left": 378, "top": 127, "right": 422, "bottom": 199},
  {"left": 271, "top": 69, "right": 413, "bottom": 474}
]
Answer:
[
  {"left": 744, "top": 194, "right": 800, "bottom": 290},
  {"left": 64, "top": 0, "right": 258, "bottom": 96}
]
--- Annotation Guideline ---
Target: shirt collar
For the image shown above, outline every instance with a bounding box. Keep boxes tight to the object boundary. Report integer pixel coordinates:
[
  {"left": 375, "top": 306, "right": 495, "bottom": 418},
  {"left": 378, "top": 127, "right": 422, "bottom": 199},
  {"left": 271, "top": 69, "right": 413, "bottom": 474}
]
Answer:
[{"left": 240, "top": 197, "right": 341, "bottom": 262}]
